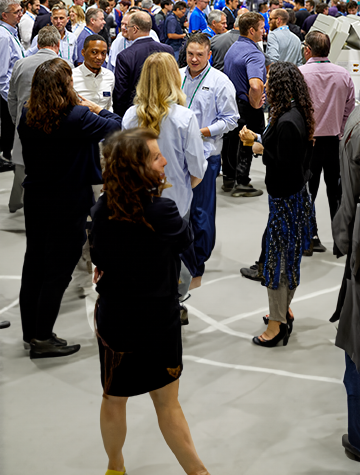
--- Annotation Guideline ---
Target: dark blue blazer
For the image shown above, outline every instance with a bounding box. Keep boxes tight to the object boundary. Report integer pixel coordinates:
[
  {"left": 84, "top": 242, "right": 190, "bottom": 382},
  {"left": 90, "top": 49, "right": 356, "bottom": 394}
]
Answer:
[
  {"left": 113, "top": 37, "right": 174, "bottom": 118},
  {"left": 18, "top": 106, "right": 122, "bottom": 196}
]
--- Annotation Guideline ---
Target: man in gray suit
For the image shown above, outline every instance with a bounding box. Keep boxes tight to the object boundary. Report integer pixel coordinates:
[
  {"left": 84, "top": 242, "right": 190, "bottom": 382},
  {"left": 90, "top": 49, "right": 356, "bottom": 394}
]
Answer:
[{"left": 7, "top": 25, "right": 61, "bottom": 213}]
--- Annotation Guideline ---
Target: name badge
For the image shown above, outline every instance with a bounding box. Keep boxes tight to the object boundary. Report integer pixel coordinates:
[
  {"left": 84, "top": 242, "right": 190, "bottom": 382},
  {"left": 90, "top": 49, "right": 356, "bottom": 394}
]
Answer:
[
  {"left": 202, "top": 86, "right": 209, "bottom": 91},
  {"left": 103, "top": 91, "right": 111, "bottom": 97}
]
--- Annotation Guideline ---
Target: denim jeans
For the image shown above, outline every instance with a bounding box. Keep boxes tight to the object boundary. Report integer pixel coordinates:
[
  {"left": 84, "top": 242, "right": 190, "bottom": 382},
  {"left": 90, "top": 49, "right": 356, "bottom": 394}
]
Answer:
[{"left": 344, "top": 352, "right": 360, "bottom": 451}]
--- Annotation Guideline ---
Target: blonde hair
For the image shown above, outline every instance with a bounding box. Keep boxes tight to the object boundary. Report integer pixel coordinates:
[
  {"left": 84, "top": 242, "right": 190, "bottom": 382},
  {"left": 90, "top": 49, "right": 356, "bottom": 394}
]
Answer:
[
  {"left": 134, "top": 52, "right": 186, "bottom": 134},
  {"left": 69, "top": 4, "right": 85, "bottom": 23}
]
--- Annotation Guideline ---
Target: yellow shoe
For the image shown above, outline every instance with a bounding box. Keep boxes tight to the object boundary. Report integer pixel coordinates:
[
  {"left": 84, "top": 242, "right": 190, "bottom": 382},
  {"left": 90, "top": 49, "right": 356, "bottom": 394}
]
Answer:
[{"left": 105, "top": 469, "right": 127, "bottom": 475}]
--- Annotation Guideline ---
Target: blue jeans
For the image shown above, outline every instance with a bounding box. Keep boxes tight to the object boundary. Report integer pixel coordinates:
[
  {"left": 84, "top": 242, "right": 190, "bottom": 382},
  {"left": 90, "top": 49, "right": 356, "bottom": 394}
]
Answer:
[{"left": 344, "top": 352, "right": 360, "bottom": 451}]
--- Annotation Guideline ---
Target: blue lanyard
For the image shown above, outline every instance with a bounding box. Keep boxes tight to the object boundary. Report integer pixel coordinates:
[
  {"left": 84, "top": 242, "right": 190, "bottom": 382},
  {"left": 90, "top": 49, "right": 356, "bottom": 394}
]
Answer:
[
  {"left": 84, "top": 26, "right": 94, "bottom": 35},
  {"left": 25, "top": 11, "right": 35, "bottom": 20},
  {"left": 223, "top": 6, "right": 236, "bottom": 19},
  {"left": 0, "top": 24, "right": 25, "bottom": 57}
]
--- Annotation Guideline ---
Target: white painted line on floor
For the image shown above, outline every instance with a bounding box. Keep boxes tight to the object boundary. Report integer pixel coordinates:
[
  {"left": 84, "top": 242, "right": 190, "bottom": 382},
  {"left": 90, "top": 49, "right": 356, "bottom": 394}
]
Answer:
[
  {"left": 183, "top": 355, "right": 343, "bottom": 385},
  {"left": 0, "top": 275, "right": 21, "bottom": 279},
  {"left": 0, "top": 188, "right": 10, "bottom": 193},
  {"left": 186, "top": 304, "right": 253, "bottom": 340},
  {"left": 200, "top": 284, "right": 341, "bottom": 334},
  {"left": 320, "top": 260, "right": 345, "bottom": 268},
  {"left": 202, "top": 274, "right": 239, "bottom": 287},
  {"left": 0, "top": 298, "right": 19, "bottom": 315}
]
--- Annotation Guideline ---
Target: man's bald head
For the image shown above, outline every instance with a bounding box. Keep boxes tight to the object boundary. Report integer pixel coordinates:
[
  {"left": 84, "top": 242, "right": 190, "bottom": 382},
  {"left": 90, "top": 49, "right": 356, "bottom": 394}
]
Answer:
[{"left": 129, "top": 10, "right": 152, "bottom": 32}]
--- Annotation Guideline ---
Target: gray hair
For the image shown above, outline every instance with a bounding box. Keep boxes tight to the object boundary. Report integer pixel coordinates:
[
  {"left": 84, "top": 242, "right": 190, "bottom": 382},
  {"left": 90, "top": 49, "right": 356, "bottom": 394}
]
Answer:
[
  {"left": 51, "top": 4, "right": 68, "bottom": 15},
  {"left": 129, "top": 11, "right": 152, "bottom": 32},
  {"left": 141, "top": 0, "right": 153, "bottom": 8},
  {"left": 0, "top": 0, "right": 21, "bottom": 18},
  {"left": 37, "top": 25, "right": 61, "bottom": 47},
  {"left": 208, "top": 9, "right": 225, "bottom": 25},
  {"left": 85, "top": 7, "right": 103, "bottom": 24}
]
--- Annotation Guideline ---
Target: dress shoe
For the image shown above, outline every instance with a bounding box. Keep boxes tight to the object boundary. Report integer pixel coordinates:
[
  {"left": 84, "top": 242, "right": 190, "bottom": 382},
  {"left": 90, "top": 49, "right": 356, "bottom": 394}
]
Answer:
[
  {"left": 24, "top": 332, "right": 67, "bottom": 350},
  {"left": 313, "top": 237, "right": 327, "bottom": 252},
  {"left": 0, "top": 157, "right": 15, "bottom": 173},
  {"left": 263, "top": 310, "right": 294, "bottom": 335},
  {"left": 231, "top": 183, "right": 263, "bottom": 197},
  {"left": 180, "top": 304, "right": 189, "bottom": 326},
  {"left": 30, "top": 338, "right": 80, "bottom": 359},
  {"left": 342, "top": 434, "right": 360, "bottom": 461},
  {"left": 253, "top": 322, "right": 289, "bottom": 347},
  {"left": 0, "top": 321, "right": 10, "bottom": 329},
  {"left": 240, "top": 261, "right": 264, "bottom": 283}
]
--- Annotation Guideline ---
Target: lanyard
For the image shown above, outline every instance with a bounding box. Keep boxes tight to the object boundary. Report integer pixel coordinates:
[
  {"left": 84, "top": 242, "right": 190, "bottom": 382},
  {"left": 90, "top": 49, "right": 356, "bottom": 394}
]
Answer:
[
  {"left": 59, "top": 33, "right": 70, "bottom": 60},
  {"left": 314, "top": 60, "right": 330, "bottom": 63},
  {"left": 84, "top": 26, "right": 94, "bottom": 35},
  {"left": 124, "top": 38, "right": 127, "bottom": 49},
  {"left": 25, "top": 11, "right": 35, "bottom": 20},
  {"left": 277, "top": 25, "right": 288, "bottom": 31},
  {"left": 182, "top": 66, "right": 211, "bottom": 109},
  {"left": 223, "top": 5, "right": 236, "bottom": 19},
  {"left": 0, "top": 24, "right": 25, "bottom": 57}
]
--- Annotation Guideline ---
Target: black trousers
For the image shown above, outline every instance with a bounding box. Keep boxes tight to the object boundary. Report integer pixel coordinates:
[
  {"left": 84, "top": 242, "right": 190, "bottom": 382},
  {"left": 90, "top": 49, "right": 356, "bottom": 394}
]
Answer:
[
  {"left": 309, "top": 136, "right": 341, "bottom": 236},
  {"left": 0, "top": 96, "right": 15, "bottom": 159},
  {"left": 19, "top": 189, "right": 90, "bottom": 342},
  {"left": 222, "top": 99, "right": 265, "bottom": 186}
]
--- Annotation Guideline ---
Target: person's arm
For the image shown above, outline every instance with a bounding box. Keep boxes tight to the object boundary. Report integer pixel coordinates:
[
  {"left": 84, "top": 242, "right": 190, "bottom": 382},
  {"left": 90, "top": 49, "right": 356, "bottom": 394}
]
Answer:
[
  {"left": 7, "top": 63, "right": 19, "bottom": 124},
  {"left": 78, "top": 98, "right": 122, "bottom": 142},
  {"left": 248, "top": 78, "right": 264, "bottom": 109},
  {"left": 185, "top": 113, "right": 208, "bottom": 183},
  {"left": 112, "top": 52, "right": 131, "bottom": 117},
  {"left": 341, "top": 77, "right": 356, "bottom": 136},
  {"left": 265, "top": 32, "right": 279, "bottom": 64},
  {"left": 167, "top": 17, "right": 185, "bottom": 40},
  {"left": 206, "top": 79, "right": 240, "bottom": 136},
  {"left": 25, "top": 35, "right": 39, "bottom": 57},
  {"left": 0, "top": 37, "right": 11, "bottom": 101}
]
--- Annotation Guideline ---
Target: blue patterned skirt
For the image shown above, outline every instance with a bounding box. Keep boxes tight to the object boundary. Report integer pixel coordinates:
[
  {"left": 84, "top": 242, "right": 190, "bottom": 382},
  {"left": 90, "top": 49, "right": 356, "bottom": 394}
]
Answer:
[{"left": 264, "top": 186, "right": 313, "bottom": 290}]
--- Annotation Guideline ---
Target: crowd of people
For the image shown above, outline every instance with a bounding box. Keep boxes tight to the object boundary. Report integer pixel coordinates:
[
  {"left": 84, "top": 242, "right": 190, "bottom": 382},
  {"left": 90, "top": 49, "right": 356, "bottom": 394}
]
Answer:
[{"left": 1, "top": 0, "right": 360, "bottom": 471}]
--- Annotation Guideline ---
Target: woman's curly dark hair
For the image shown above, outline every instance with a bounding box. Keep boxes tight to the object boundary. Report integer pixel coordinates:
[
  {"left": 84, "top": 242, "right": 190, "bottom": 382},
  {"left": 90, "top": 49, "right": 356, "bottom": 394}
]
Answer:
[
  {"left": 102, "top": 128, "right": 166, "bottom": 230},
  {"left": 26, "top": 58, "right": 78, "bottom": 134},
  {"left": 267, "top": 62, "right": 315, "bottom": 140}
]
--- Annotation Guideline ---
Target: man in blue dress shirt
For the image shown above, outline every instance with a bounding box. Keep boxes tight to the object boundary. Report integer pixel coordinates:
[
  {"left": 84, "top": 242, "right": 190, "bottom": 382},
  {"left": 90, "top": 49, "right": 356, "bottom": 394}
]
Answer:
[
  {"left": 75, "top": 8, "right": 105, "bottom": 65},
  {"left": 189, "top": 0, "right": 208, "bottom": 32},
  {"left": 180, "top": 33, "right": 239, "bottom": 288},
  {"left": 0, "top": 0, "right": 24, "bottom": 168}
]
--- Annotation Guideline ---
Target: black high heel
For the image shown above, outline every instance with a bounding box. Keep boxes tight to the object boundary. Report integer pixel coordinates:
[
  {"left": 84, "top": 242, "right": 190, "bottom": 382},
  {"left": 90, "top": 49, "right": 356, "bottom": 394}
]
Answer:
[
  {"left": 263, "top": 311, "right": 294, "bottom": 335},
  {"left": 253, "top": 322, "right": 289, "bottom": 347}
]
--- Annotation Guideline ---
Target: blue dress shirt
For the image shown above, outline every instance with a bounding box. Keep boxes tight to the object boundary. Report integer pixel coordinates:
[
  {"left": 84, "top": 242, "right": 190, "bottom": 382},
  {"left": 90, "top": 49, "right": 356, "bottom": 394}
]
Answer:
[
  {"left": 26, "top": 29, "right": 77, "bottom": 65},
  {"left": 0, "top": 20, "right": 25, "bottom": 101},
  {"left": 180, "top": 63, "right": 239, "bottom": 159},
  {"left": 123, "top": 103, "right": 207, "bottom": 217}
]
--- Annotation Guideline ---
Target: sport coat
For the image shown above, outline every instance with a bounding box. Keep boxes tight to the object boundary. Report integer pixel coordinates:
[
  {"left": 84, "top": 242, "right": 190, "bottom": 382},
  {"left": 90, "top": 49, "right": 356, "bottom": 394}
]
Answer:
[
  {"left": 8, "top": 48, "right": 58, "bottom": 165},
  {"left": 113, "top": 36, "right": 174, "bottom": 118}
]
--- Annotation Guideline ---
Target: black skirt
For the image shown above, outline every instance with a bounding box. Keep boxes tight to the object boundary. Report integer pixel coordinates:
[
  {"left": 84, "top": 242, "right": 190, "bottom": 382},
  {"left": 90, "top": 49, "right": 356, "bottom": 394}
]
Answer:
[{"left": 96, "top": 295, "right": 183, "bottom": 397}]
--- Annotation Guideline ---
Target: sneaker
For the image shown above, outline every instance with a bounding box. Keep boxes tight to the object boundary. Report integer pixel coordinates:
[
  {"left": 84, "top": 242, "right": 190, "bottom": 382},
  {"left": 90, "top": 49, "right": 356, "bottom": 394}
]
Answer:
[
  {"left": 222, "top": 178, "right": 235, "bottom": 192},
  {"left": 240, "top": 262, "right": 264, "bottom": 282},
  {"left": 313, "top": 237, "right": 327, "bottom": 253},
  {"left": 231, "top": 183, "right": 263, "bottom": 198}
]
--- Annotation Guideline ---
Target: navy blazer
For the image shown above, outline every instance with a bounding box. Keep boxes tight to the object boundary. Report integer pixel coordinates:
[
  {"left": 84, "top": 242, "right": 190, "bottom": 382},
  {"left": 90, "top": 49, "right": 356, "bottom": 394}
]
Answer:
[
  {"left": 18, "top": 106, "right": 122, "bottom": 195},
  {"left": 113, "top": 37, "right": 174, "bottom": 118}
]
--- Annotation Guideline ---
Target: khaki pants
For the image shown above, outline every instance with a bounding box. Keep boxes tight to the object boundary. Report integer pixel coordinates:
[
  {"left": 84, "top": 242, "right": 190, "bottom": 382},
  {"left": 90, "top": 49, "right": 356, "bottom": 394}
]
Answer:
[{"left": 267, "top": 273, "right": 296, "bottom": 323}]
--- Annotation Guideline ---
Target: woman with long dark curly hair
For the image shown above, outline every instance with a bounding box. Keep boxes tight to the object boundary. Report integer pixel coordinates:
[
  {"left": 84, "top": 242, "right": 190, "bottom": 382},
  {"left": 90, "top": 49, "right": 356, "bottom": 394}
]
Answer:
[
  {"left": 89, "top": 128, "right": 210, "bottom": 475},
  {"left": 240, "top": 61, "right": 314, "bottom": 347},
  {"left": 18, "top": 58, "right": 121, "bottom": 359}
]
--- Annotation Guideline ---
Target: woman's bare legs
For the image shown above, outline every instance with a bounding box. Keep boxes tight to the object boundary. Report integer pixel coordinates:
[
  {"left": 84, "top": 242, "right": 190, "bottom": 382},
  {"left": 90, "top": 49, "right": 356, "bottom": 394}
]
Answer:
[
  {"left": 150, "top": 379, "right": 209, "bottom": 475},
  {"left": 100, "top": 394, "right": 128, "bottom": 472}
]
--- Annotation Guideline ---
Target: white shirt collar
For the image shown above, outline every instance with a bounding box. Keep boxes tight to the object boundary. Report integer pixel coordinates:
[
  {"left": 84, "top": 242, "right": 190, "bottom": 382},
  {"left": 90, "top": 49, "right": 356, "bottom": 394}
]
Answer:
[
  {"left": 80, "top": 62, "right": 104, "bottom": 78},
  {"left": 184, "top": 62, "right": 211, "bottom": 81}
]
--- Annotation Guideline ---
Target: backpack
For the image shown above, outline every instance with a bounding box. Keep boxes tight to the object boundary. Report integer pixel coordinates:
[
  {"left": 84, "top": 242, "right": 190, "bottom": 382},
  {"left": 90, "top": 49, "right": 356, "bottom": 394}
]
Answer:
[
  {"left": 177, "top": 30, "right": 202, "bottom": 68},
  {"left": 158, "top": 17, "right": 167, "bottom": 43}
]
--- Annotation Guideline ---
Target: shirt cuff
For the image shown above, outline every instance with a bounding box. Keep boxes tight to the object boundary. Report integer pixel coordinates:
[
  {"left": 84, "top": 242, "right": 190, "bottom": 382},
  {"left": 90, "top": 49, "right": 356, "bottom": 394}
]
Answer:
[{"left": 207, "top": 120, "right": 225, "bottom": 137}]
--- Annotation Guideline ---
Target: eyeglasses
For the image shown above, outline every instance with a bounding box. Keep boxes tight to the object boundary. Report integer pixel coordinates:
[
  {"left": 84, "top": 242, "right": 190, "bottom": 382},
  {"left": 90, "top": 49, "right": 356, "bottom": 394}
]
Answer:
[
  {"left": 304, "top": 42, "right": 311, "bottom": 50},
  {"left": 5, "top": 8, "right": 22, "bottom": 15}
]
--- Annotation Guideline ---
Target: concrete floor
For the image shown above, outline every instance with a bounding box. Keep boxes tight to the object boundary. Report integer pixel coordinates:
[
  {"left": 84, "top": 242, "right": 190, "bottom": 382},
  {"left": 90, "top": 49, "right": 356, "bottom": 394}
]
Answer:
[{"left": 0, "top": 159, "right": 358, "bottom": 475}]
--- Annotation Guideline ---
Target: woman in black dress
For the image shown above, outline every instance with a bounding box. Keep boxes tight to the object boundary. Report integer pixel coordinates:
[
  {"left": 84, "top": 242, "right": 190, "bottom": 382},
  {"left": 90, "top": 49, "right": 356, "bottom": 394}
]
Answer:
[
  {"left": 240, "top": 61, "right": 314, "bottom": 347},
  {"left": 90, "top": 128, "right": 210, "bottom": 475}
]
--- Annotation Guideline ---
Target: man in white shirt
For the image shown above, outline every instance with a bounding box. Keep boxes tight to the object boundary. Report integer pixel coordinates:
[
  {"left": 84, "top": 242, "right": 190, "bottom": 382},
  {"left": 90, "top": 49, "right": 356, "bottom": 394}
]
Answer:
[
  {"left": 27, "top": 4, "right": 77, "bottom": 64},
  {"left": 180, "top": 32, "right": 239, "bottom": 288},
  {"left": 19, "top": 0, "right": 40, "bottom": 50},
  {"left": 73, "top": 34, "right": 114, "bottom": 110}
]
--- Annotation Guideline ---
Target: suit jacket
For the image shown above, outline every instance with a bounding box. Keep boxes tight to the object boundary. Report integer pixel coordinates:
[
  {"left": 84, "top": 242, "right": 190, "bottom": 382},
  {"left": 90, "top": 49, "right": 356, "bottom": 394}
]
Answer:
[
  {"left": 113, "top": 36, "right": 174, "bottom": 117},
  {"left": 262, "top": 103, "right": 312, "bottom": 198},
  {"left": 8, "top": 48, "right": 58, "bottom": 165}
]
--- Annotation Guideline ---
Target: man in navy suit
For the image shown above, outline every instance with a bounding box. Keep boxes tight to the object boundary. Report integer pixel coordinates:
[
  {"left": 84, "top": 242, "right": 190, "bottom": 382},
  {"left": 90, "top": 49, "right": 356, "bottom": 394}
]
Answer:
[{"left": 113, "top": 11, "right": 174, "bottom": 118}]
